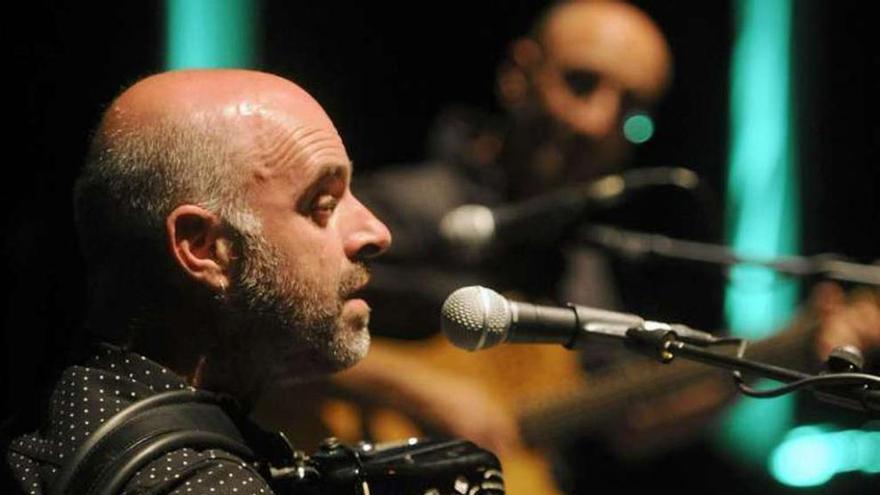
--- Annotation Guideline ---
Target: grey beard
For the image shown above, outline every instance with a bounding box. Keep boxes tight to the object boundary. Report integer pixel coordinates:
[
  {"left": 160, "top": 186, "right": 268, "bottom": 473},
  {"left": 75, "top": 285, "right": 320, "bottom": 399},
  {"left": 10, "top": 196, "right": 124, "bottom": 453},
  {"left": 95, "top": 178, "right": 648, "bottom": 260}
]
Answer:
[{"left": 217, "top": 230, "right": 370, "bottom": 390}]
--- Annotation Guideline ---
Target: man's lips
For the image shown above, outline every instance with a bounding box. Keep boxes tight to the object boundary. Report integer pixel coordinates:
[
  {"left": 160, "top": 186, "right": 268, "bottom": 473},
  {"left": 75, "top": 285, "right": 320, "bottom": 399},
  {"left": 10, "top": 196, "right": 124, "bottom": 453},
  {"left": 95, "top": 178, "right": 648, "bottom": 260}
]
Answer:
[
  {"left": 342, "top": 297, "right": 371, "bottom": 331},
  {"left": 344, "top": 298, "right": 370, "bottom": 312},
  {"left": 343, "top": 273, "right": 370, "bottom": 300},
  {"left": 343, "top": 282, "right": 370, "bottom": 309},
  {"left": 344, "top": 286, "right": 365, "bottom": 300},
  {"left": 341, "top": 265, "right": 372, "bottom": 319}
]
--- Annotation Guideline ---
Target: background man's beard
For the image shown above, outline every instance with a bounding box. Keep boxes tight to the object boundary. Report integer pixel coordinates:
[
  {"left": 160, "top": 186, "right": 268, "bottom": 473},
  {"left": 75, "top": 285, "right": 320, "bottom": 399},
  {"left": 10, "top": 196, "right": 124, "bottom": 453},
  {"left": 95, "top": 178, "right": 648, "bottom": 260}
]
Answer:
[
  {"left": 221, "top": 231, "right": 371, "bottom": 386},
  {"left": 507, "top": 106, "right": 628, "bottom": 193}
]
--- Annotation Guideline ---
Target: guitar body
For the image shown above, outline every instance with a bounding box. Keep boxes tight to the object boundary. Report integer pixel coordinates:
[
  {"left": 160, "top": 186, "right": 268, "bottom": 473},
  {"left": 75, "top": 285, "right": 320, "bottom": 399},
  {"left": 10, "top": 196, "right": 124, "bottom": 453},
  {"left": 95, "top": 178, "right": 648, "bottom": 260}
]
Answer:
[{"left": 256, "top": 317, "right": 813, "bottom": 495}]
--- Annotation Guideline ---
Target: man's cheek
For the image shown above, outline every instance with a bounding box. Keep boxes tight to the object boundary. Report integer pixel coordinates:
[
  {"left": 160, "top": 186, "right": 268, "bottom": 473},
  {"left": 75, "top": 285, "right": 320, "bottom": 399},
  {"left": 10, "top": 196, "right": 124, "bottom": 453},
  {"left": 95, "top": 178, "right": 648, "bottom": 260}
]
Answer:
[{"left": 299, "top": 258, "right": 340, "bottom": 298}]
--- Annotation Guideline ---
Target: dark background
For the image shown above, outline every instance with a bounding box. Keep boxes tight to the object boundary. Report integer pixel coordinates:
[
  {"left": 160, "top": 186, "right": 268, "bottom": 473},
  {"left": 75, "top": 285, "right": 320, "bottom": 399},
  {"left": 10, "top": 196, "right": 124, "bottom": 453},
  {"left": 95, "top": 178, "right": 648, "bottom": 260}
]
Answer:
[{"left": 3, "top": 1, "right": 878, "bottom": 493}]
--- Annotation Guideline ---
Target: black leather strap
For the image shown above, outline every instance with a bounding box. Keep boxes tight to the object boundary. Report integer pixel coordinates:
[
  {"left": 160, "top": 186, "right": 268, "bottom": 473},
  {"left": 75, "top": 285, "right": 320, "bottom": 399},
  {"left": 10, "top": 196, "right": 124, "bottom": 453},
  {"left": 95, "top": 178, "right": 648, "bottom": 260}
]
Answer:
[{"left": 51, "top": 390, "right": 254, "bottom": 495}]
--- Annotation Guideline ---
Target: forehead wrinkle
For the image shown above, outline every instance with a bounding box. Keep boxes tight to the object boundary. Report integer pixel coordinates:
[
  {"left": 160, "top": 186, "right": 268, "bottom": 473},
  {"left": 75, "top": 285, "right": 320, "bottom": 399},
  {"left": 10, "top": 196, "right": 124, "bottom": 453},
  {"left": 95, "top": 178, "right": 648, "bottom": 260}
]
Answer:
[{"left": 251, "top": 113, "right": 348, "bottom": 176}]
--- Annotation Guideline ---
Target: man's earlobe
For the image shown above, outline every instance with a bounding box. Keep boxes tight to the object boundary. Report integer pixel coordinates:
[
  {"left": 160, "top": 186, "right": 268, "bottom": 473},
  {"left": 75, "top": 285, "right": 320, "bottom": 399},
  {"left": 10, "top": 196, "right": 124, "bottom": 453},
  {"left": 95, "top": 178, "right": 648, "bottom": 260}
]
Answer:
[{"left": 166, "top": 205, "right": 231, "bottom": 291}]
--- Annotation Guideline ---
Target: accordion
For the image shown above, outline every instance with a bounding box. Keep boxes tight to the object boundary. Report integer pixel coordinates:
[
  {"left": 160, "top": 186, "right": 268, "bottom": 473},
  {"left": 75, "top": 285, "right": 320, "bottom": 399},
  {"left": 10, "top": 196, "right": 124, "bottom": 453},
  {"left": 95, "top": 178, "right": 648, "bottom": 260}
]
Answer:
[{"left": 272, "top": 437, "right": 505, "bottom": 495}]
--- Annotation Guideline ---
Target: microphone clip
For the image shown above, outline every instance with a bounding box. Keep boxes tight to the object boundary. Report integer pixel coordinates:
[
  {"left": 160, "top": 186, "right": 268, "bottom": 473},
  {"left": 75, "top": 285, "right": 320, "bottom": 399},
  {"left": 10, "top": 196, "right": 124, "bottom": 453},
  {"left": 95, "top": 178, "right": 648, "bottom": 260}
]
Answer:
[{"left": 624, "top": 323, "right": 679, "bottom": 363}]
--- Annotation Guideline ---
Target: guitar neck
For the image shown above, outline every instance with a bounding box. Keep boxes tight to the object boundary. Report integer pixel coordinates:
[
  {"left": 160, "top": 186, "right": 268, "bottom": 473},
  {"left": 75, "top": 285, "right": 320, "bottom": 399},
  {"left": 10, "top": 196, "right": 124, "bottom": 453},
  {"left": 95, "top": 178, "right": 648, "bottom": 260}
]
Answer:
[{"left": 518, "top": 315, "right": 816, "bottom": 446}]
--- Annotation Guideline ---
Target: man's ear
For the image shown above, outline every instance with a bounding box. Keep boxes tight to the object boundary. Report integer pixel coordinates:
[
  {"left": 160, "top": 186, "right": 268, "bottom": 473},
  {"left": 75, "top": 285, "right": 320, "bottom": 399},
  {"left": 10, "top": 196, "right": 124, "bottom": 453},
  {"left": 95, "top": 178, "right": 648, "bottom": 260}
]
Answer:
[
  {"left": 497, "top": 38, "right": 543, "bottom": 109},
  {"left": 166, "top": 205, "right": 233, "bottom": 291}
]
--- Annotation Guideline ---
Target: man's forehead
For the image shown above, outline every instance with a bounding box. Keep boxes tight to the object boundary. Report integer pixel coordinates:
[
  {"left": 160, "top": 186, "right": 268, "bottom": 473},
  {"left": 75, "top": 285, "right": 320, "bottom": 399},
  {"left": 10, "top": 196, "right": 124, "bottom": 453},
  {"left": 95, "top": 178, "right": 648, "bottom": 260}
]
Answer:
[{"left": 240, "top": 113, "right": 352, "bottom": 197}]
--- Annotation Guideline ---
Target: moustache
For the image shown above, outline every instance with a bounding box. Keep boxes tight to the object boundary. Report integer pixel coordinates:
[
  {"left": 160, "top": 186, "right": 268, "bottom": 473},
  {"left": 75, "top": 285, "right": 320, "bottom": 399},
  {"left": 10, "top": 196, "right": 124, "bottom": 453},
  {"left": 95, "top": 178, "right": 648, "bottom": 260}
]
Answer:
[{"left": 339, "top": 263, "right": 371, "bottom": 299}]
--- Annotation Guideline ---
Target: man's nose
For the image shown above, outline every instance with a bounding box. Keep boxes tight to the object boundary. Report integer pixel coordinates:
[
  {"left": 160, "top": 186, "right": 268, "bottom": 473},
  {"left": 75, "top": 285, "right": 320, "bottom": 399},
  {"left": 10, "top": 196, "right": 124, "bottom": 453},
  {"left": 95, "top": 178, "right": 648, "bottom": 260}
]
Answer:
[{"left": 342, "top": 194, "right": 392, "bottom": 260}]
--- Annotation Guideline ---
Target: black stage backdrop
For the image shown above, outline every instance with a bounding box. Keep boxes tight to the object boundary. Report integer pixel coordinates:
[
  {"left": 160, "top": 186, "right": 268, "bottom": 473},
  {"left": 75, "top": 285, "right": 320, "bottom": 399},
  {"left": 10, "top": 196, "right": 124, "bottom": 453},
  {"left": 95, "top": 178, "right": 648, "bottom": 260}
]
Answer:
[{"left": 4, "top": 1, "right": 877, "bottom": 493}]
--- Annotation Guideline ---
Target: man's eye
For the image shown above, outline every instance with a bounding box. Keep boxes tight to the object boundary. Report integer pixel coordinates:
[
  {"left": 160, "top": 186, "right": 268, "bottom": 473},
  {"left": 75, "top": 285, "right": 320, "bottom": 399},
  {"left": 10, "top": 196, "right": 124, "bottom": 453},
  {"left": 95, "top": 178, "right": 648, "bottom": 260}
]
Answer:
[
  {"left": 312, "top": 195, "right": 339, "bottom": 223},
  {"left": 562, "top": 69, "right": 600, "bottom": 97}
]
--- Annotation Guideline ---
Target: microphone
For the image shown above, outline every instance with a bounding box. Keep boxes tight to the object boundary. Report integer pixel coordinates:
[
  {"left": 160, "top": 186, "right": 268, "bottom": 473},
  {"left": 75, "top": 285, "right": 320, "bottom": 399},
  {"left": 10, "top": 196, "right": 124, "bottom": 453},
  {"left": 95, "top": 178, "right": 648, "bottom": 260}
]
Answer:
[
  {"left": 438, "top": 167, "right": 699, "bottom": 255},
  {"left": 440, "top": 285, "right": 718, "bottom": 351}
]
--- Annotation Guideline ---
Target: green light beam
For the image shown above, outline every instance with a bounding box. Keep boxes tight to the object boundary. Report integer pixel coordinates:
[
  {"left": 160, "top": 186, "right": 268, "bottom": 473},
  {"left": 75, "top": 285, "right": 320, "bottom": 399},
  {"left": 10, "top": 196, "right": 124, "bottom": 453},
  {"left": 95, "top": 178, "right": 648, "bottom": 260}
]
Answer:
[
  {"left": 720, "top": 0, "right": 799, "bottom": 467},
  {"left": 166, "top": 0, "right": 258, "bottom": 70}
]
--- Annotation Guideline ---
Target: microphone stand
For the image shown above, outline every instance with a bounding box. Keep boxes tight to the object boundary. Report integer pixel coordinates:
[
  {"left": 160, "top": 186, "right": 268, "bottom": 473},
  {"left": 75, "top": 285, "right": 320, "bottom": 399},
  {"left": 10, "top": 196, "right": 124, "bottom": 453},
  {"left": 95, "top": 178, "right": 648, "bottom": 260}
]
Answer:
[
  {"left": 623, "top": 325, "right": 880, "bottom": 416},
  {"left": 580, "top": 224, "right": 880, "bottom": 286},
  {"left": 576, "top": 224, "right": 880, "bottom": 413}
]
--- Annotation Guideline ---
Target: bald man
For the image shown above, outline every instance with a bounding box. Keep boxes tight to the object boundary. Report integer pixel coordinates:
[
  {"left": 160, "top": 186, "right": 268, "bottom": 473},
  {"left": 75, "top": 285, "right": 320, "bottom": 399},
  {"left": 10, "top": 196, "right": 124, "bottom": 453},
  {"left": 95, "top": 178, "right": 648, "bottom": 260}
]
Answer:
[{"left": 6, "top": 69, "right": 391, "bottom": 494}]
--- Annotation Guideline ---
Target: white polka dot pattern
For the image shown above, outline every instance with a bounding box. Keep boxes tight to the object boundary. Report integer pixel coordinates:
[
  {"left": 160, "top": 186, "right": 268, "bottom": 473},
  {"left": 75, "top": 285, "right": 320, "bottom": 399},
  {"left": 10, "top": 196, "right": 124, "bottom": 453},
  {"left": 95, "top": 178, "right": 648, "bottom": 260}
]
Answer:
[
  {"left": 6, "top": 344, "right": 275, "bottom": 494},
  {"left": 125, "top": 448, "right": 272, "bottom": 494}
]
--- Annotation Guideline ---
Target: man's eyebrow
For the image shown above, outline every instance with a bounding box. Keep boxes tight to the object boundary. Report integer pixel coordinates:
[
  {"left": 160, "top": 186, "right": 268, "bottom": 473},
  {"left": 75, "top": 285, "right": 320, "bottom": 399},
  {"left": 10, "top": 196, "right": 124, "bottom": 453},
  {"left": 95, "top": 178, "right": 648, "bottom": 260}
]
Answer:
[
  {"left": 295, "top": 160, "right": 350, "bottom": 185},
  {"left": 313, "top": 161, "right": 352, "bottom": 183}
]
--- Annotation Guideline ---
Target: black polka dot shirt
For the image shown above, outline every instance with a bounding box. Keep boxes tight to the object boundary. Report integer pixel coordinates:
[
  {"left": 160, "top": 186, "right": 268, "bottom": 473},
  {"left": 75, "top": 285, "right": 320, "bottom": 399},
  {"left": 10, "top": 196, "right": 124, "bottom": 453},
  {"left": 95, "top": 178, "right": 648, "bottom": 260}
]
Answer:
[{"left": 6, "top": 344, "right": 275, "bottom": 494}]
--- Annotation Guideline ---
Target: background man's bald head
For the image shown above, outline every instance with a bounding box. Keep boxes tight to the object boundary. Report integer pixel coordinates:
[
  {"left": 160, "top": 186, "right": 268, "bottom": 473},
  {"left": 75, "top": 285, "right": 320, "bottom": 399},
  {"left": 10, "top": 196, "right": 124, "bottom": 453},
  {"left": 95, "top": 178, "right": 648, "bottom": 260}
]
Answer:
[
  {"left": 536, "top": 1, "right": 672, "bottom": 101},
  {"left": 497, "top": 1, "right": 674, "bottom": 189}
]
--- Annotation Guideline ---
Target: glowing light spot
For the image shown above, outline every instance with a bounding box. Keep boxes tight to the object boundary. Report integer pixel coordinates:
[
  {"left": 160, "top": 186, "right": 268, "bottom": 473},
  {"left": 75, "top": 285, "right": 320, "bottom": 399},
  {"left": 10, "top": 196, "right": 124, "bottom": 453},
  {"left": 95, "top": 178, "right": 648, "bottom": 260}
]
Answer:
[
  {"left": 770, "top": 425, "right": 880, "bottom": 486},
  {"left": 622, "top": 113, "right": 654, "bottom": 144}
]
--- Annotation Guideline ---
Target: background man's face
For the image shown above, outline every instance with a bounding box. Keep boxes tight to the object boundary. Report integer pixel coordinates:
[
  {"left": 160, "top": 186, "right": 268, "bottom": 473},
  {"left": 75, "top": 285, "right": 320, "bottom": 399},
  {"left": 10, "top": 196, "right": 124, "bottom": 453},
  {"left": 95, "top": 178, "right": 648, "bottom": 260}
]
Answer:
[{"left": 527, "top": 4, "right": 670, "bottom": 181}]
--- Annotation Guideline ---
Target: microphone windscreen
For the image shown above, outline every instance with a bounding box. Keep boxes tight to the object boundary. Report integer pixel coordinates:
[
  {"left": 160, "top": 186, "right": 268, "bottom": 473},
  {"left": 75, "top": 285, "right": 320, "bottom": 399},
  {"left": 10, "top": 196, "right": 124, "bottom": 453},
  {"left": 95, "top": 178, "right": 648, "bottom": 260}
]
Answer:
[{"left": 441, "top": 286, "right": 511, "bottom": 350}]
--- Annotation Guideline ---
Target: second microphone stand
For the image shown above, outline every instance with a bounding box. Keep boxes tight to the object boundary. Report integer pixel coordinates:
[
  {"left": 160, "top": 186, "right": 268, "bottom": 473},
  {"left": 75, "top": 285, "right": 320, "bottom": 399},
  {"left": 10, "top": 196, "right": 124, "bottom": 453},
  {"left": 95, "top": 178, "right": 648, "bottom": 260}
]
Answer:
[{"left": 621, "top": 324, "right": 880, "bottom": 416}]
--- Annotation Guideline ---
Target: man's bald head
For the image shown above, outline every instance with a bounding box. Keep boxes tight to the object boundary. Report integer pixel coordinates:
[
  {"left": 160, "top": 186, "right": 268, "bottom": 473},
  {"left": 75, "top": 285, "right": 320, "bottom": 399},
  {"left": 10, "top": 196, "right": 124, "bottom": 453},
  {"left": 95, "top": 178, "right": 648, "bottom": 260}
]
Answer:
[
  {"left": 74, "top": 69, "right": 342, "bottom": 340},
  {"left": 79, "top": 69, "right": 341, "bottom": 242},
  {"left": 100, "top": 69, "right": 337, "bottom": 144}
]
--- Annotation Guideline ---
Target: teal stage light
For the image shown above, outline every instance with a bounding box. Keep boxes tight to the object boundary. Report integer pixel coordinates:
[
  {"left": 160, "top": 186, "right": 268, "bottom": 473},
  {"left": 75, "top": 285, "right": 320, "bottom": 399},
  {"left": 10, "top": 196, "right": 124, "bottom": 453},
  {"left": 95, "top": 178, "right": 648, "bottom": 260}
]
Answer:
[
  {"left": 166, "top": 0, "right": 258, "bottom": 70},
  {"left": 721, "top": 0, "right": 799, "bottom": 469},
  {"left": 722, "top": 1, "right": 877, "bottom": 488},
  {"left": 770, "top": 425, "right": 880, "bottom": 486}
]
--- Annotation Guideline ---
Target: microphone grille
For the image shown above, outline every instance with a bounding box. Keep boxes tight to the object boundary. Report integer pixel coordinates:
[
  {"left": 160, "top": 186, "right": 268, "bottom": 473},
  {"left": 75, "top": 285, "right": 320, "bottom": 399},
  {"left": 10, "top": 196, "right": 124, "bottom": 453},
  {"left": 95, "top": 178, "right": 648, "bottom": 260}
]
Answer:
[{"left": 441, "top": 286, "right": 511, "bottom": 351}]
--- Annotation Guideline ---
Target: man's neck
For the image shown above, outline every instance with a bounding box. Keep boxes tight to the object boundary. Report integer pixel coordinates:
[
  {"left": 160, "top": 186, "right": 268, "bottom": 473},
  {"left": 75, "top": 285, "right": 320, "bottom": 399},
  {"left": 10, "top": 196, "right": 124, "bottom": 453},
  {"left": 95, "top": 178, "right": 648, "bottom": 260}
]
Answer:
[{"left": 124, "top": 311, "right": 264, "bottom": 409}]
